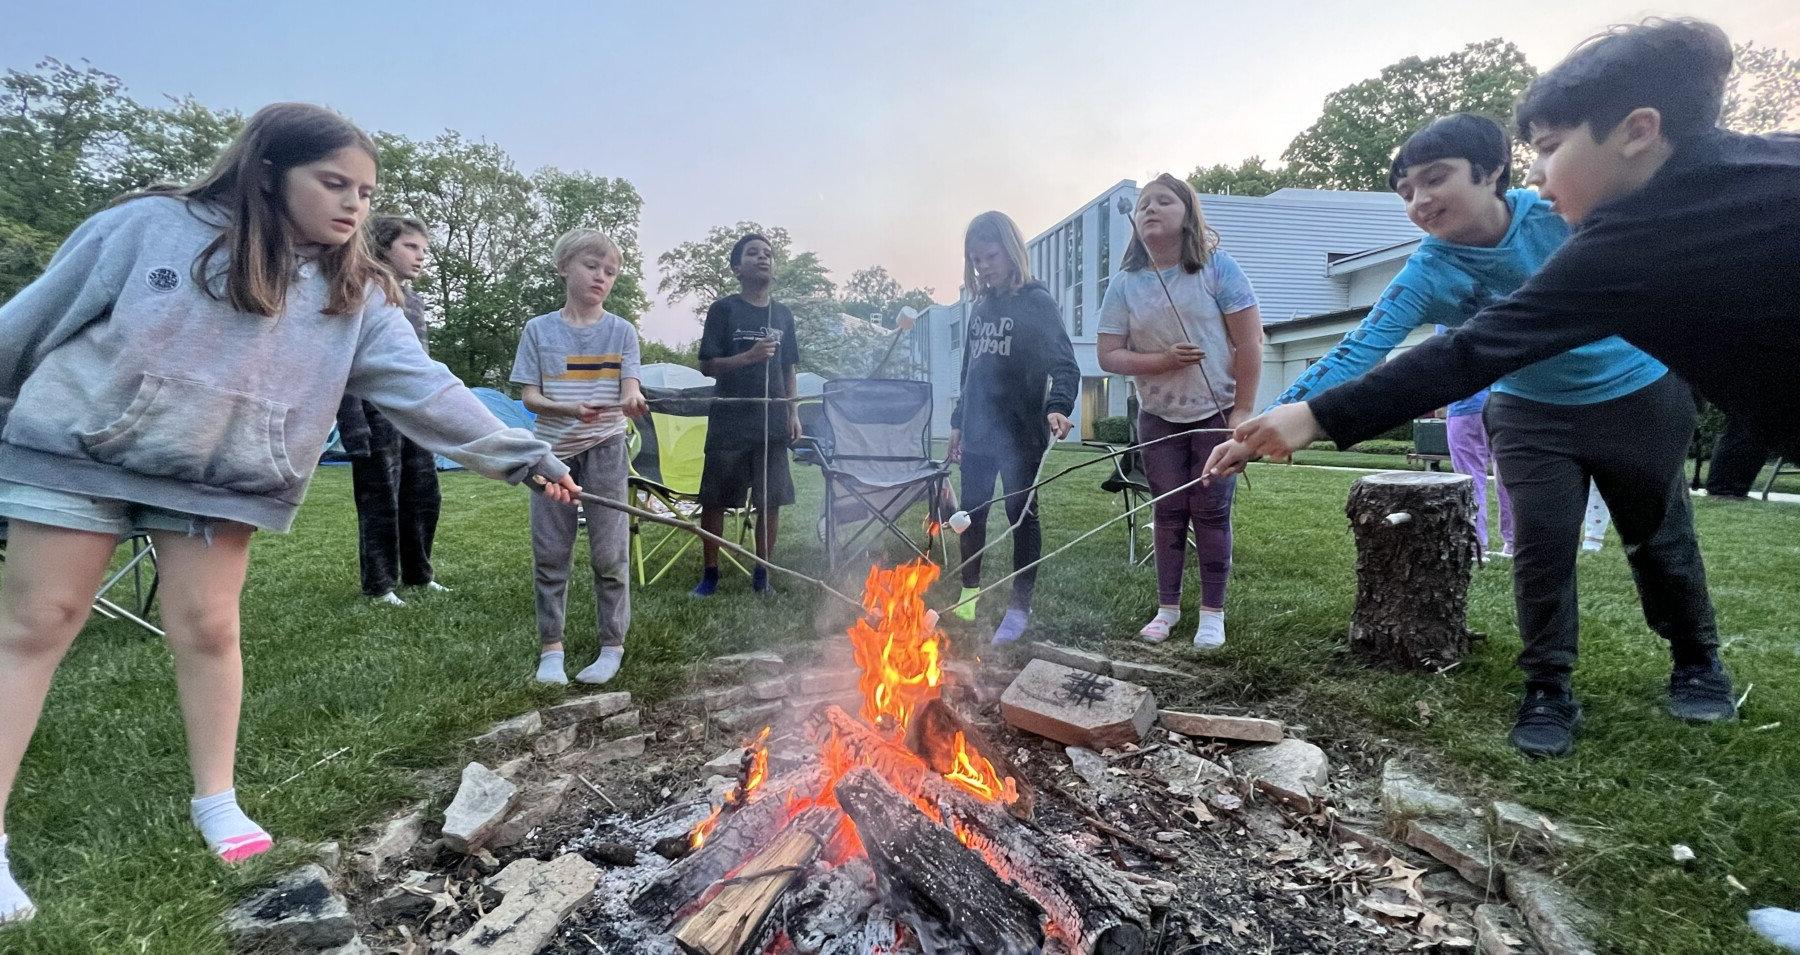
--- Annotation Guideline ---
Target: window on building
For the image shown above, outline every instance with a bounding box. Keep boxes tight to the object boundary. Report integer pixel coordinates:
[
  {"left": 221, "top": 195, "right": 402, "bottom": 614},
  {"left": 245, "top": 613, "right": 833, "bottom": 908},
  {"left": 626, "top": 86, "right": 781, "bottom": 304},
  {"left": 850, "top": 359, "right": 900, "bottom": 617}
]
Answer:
[
  {"left": 1073, "top": 283, "right": 1083, "bottom": 336},
  {"left": 1064, "top": 222, "right": 1076, "bottom": 288},
  {"left": 950, "top": 319, "right": 962, "bottom": 349},
  {"left": 1097, "top": 197, "right": 1112, "bottom": 290}
]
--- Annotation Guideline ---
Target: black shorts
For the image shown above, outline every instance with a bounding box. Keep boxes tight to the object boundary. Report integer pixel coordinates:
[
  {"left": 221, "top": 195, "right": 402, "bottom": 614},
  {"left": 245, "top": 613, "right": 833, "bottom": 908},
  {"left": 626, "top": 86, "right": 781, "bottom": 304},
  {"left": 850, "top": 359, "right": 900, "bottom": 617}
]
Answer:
[{"left": 698, "top": 442, "right": 795, "bottom": 509}]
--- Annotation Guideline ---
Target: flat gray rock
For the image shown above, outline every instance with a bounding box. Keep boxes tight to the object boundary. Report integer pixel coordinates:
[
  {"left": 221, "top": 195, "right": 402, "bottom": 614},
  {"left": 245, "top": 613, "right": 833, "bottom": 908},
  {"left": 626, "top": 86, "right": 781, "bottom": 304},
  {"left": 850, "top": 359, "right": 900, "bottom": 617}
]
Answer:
[
  {"left": 443, "top": 762, "right": 522, "bottom": 853},
  {"left": 471, "top": 711, "right": 542, "bottom": 750},
  {"left": 601, "top": 709, "right": 640, "bottom": 732},
  {"left": 1001, "top": 659, "right": 1156, "bottom": 750},
  {"left": 1145, "top": 746, "right": 1230, "bottom": 798},
  {"left": 1111, "top": 660, "right": 1187, "bottom": 683},
  {"left": 1475, "top": 902, "right": 1541, "bottom": 954},
  {"left": 1405, "top": 817, "right": 1501, "bottom": 894},
  {"left": 223, "top": 863, "right": 354, "bottom": 950},
  {"left": 489, "top": 775, "right": 577, "bottom": 850},
  {"left": 530, "top": 724, "right": 578, "bottom": 757},
  {"left": 709, "top": 651, "right": 785, "bottom": 678},
  {"left": 1504, "top": 866, "right": 1598, "bottom": 955},
  {"left": 1158, "top": 710, "right": 1285, "bottom": 744},
  {"left": 353, "top": 806, "right": 425, "bottom": 879},
  {"left": 542, "top": 692, "right": 633, "bottom": 728},
  {"left": 714, "top": 701, "right": 783, "bottom": 734},
  {"left": 1232, "top": 739, "right": 1329, "bottom": 808},
  {"left": 1380, "top": 760, "right": 1467, "bottom": 820},
  {"left": 1028, "top": 642, "right": 1113, "bottom": 675},
  {"left": 1489, "top": 800, "right": 1587, "bottom": 858},
  {"left": 448, "top": 853, "right": 600, "bottom": 955}
]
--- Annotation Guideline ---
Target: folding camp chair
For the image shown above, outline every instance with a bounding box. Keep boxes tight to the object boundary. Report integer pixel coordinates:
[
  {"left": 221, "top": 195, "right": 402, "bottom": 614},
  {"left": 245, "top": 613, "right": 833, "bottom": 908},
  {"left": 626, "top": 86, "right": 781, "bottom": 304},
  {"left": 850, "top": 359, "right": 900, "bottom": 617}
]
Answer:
[
  {"left": 798, "top": 379, "right": 951, "bottom": 573},
  {"left": 0, "top": 527, "right": 163, "bottom": 637},
  {"left": 1084, "top": 438, "right": 1153, "bottom": 565},
  {"left": 1760, "top": 456, "right": 1792, "bottom": 501},
  {"left": 627, "top": 385, "right": 749, "bottom": 585}
]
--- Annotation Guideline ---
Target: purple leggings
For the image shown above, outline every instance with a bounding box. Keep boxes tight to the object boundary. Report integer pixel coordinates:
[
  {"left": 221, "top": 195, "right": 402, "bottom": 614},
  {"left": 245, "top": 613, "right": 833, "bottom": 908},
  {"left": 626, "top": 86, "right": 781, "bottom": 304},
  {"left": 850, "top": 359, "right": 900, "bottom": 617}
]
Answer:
[
  {"left": 1447, "top": 412, "right": 1515, "bottom": 551},
  {"left": 1138, "top": 410, "right": 1235, "bottom": 608}
]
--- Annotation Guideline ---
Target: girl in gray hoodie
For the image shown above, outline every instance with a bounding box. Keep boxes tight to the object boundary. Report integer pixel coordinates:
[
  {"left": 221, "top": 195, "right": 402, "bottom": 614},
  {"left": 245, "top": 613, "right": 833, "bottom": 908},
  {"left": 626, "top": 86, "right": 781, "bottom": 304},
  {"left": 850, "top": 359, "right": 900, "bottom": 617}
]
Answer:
[{"left": 0, "top": 103, "right": 578, "bottom": 924}]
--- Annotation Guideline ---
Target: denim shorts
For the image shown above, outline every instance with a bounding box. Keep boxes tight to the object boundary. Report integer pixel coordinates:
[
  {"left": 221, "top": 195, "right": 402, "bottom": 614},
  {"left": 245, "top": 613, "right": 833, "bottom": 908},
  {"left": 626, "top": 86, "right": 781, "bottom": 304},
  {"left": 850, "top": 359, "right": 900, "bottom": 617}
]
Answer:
[{"left": 0, "top": 478, "right": 217, "bottom": 540}]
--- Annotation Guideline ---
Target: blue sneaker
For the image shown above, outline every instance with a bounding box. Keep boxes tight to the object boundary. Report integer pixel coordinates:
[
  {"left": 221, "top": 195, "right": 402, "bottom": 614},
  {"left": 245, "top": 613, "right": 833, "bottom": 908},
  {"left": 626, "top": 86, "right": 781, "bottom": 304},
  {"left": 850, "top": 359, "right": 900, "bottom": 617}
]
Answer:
[
  {"left": 992, "top": 608, "right": 1029, "bottom": 645},
  {"left": 752, "top": 567, "right": 775, "bottom": 596},
  {"left": 691, "top": 568, "right": 720, "bottom": 598}
]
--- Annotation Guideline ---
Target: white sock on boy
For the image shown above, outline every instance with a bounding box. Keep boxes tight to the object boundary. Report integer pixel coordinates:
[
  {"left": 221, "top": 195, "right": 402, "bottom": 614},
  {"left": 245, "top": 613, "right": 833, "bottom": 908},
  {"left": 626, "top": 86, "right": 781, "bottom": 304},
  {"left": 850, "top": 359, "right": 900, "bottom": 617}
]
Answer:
[
  {"left": 536, "top": 650, "right": 569, "bottom": 685},
  {"left": 576, "top": 646, "right": 625, "bottom": 685},
  {"left": 190, "top": 789, "right": 272, "bottom": 863}
]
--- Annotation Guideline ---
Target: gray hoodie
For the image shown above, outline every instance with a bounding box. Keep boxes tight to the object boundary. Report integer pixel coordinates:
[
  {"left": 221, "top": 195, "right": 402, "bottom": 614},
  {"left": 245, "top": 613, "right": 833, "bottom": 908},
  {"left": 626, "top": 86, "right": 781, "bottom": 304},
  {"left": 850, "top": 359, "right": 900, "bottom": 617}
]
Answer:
[{"left": 0, "top": 196, "right": 567, "bottom": 531}]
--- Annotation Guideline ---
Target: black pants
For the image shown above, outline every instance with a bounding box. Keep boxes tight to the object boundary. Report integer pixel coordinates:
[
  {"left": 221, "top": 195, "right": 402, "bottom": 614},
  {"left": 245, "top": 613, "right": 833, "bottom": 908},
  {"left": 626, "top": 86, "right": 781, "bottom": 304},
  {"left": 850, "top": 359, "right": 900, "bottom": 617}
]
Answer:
[
  {"left": 1705, "top": 415, "right": 1772, "bottom": 497},
  {"left": 1487, "top": 374, "right": 1719, "bottom": 685},
  {"left": 350, "top": 405, "right": 442, "bottom": 596},
  {"left": 958, "top": 445, "right": 1045, "bottom": 610}
]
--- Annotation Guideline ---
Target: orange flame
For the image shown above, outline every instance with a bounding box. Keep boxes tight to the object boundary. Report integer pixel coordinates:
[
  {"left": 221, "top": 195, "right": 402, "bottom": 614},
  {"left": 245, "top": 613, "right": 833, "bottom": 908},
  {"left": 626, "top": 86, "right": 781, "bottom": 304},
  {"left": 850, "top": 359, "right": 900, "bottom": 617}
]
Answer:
[
  {"left": 942, "top": 730, "right": 1019, "bottom": 804},
  {"left": 848, "top": 560, "right": 943, "bottom": 731},
  {"left": 690, "top": 726, "right": 772, "bottom": 850}
]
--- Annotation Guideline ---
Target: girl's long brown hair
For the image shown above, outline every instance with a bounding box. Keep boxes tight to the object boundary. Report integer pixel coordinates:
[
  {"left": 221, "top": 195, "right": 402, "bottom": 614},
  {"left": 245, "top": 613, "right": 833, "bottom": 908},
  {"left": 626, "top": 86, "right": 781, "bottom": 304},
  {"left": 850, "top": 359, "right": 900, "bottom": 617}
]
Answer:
[
  {"left": 1120, "top": 173, "right": 1220, "bottom": 274},
  {"left": 115, "top": 102, "right": 396, "bottom": 317},
  {"left": 962, "top": 210, "right": 1033, "bottom": 297}
]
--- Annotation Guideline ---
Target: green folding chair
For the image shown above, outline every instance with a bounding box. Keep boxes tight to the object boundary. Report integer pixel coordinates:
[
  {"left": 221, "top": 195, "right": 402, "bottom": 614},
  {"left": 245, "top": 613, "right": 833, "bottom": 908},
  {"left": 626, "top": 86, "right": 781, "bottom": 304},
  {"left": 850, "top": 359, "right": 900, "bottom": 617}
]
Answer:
[{"left": 627, "top": 386, "right": 750, "bottom": 585}]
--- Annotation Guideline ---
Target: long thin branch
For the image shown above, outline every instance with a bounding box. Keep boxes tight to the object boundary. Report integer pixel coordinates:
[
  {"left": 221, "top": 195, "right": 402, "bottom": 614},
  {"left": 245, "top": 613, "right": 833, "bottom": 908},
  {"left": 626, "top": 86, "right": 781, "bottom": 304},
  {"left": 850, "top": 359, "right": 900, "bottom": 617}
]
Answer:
[{"left": 529, "top": 477, "right": 861, "bottom": 609}]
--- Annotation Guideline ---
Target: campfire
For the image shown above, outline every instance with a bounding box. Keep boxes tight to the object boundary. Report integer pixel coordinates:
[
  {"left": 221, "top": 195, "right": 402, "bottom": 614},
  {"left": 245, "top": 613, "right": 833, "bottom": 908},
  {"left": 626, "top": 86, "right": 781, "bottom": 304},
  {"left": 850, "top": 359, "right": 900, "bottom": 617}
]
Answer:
[{"left": 636, "top": 559, "right": 1157, "bottom": 955}]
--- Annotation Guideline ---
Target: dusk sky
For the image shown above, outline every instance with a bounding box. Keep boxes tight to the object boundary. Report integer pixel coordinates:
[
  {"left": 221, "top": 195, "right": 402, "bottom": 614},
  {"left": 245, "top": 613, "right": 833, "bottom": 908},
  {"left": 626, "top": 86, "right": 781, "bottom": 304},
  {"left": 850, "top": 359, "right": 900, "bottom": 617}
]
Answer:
[{"left": 8, "top": 1, "right": 1796, "bottom": 344}]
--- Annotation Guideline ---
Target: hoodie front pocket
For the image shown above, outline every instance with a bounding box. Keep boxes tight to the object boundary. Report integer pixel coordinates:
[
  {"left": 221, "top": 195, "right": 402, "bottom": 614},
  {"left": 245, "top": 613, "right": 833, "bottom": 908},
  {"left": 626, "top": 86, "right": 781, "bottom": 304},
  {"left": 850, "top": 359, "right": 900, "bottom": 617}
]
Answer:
[{"left": 78, "top": 374, "right": 303, "bottom": 495}]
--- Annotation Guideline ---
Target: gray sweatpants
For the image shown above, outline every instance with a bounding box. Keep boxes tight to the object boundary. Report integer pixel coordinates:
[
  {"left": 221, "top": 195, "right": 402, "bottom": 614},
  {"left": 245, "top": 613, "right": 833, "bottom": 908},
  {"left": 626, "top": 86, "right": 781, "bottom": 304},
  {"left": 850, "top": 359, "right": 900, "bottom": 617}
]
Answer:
[{"left": 530, "top": 435, "right": 630, "bottom": 647}]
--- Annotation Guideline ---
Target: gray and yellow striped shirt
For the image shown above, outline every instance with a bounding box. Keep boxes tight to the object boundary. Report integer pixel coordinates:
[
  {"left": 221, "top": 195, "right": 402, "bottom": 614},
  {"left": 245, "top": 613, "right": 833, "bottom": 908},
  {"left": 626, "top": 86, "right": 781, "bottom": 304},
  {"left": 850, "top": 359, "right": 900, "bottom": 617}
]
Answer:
[{"left": 509, "top": 310, "right": 642, "bottom": 458}]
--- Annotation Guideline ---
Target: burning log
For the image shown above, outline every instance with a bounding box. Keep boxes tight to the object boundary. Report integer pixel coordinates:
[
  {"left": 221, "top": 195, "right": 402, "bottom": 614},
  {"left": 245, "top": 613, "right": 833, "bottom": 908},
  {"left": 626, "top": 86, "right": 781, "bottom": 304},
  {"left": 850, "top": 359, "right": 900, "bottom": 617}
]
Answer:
[
  {"left": 835, "top": 767, "right": 1046, "bottom": 955},
  {"left": 906, "top": 698, "right": 1036, "bottom": 819},
  {"left": 810, "top": 705, "right": 1153, "bottom": 954},
  {"left": 673, "top": 806, "right": 842, "bottom": 955},
  {"left": 634, "top": 766, "right": 825, "bottom": 924}
]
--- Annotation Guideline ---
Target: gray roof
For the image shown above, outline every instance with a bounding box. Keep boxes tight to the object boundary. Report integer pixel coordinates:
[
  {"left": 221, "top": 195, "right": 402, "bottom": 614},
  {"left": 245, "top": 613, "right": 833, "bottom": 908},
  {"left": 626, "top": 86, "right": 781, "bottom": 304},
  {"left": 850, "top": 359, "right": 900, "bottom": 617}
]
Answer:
[{"left": 1197, "top": 190, "right": 1421, "bottom": 323}]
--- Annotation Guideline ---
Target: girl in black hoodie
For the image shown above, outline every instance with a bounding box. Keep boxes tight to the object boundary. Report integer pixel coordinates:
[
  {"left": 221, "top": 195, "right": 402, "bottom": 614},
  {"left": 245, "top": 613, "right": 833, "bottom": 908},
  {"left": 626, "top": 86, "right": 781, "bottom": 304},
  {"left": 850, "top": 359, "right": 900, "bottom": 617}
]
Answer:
[{"left": 947, "top": 211, "right": 1080, "bottom": 644}]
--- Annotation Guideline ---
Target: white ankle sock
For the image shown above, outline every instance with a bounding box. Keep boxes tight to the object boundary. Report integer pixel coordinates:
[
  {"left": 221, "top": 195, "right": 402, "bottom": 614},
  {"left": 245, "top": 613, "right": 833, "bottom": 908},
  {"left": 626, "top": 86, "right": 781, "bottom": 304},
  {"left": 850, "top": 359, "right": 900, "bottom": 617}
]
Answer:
[
  {"left": 0, "top": 835, "right": 34, "bottom": 924},
  {"left": 1139, "top": 606, "right": 1182, "bottom": 643},
  {"left": 424, "top": 581, "right": 451, "bottom": 592},
  {"left": 190, "top": 789, "right": 272, "bottom": 863},
  {"left": 1194, "top": 609, "right": 1226, "bottom": 650},
  {"left": 373, "top": 591, "right": 406, "bottom": 607},
  {"left": 576, "top": 646, "right": 625, "bottom": 685},
  {"left": 536, "top": 650, "right": 569, "bottom": 684}
]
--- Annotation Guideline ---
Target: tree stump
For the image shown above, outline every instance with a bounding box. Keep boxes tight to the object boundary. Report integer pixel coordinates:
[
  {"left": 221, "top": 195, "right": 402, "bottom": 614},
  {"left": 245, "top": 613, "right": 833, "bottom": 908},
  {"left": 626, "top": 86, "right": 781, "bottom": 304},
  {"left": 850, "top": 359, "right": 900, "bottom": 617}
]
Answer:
[{"left": 1345, "top": 471, "right": 1478, "bottom": 670}]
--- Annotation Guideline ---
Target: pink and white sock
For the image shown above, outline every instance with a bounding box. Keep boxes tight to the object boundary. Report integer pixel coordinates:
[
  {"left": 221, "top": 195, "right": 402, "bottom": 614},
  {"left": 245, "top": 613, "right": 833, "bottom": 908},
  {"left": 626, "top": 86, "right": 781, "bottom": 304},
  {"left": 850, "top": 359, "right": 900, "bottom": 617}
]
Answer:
[
  {"left": 0, "top": 835, "right": 35, "bottom": 923},
  {"left": 190, "top": 789, "right": 272, "bottom": 863}
]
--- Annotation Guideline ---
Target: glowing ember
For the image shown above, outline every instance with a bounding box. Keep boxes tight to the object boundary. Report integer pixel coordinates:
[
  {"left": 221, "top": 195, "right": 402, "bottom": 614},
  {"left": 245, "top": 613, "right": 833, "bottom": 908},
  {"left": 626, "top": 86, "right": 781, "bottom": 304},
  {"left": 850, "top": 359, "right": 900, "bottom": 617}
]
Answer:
[
  {"left": 848, "top": 560, "right": 943, "bottom": 732},
  {"left": 690, "top": 726, "right": 772, "bottom": 849}
]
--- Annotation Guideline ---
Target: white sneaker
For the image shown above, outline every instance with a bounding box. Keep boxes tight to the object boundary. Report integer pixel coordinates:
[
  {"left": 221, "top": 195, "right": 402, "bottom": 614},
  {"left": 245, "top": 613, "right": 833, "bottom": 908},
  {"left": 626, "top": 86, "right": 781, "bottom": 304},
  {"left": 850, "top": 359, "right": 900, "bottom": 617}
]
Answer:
[
  {"left": 423, "top": 581, "right": 451, "bottom": 593},
  {"left": 372, "top": 591, "right": 406, "bottom": 607}
]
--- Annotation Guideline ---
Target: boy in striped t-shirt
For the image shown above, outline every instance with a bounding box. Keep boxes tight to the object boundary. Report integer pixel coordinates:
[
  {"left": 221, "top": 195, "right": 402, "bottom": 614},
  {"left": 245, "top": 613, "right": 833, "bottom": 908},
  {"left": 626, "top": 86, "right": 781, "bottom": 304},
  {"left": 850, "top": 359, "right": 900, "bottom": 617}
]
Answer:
[{"left": 510, "top": 229, "right": 646, "bottom": 684}]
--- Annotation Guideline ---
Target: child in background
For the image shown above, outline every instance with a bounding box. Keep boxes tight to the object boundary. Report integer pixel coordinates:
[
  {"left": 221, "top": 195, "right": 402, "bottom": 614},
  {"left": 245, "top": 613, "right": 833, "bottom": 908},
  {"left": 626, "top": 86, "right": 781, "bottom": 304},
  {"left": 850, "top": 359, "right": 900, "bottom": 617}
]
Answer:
[
  {"left": 1097, "top": 174, "right": 1262, "bottom": 651},
  {"left": 946, "top": 211, "right": 1079, "bottom": 644},
  {"left": 337, "top": 215, "right": 447, "bottom": 605},
  {"left": 511, "top": 229, "right": 645, "bottom": 685},
  {"left": 0, "top": 103, "right": 575, "bottom": 924}
]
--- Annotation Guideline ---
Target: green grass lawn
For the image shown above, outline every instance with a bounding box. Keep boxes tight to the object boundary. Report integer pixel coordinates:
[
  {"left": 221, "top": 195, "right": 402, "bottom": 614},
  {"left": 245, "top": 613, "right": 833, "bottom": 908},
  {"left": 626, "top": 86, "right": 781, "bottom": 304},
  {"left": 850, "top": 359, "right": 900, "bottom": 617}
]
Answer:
[{"left": 4, "top": 450, "right": 1798, "bottom": 952}]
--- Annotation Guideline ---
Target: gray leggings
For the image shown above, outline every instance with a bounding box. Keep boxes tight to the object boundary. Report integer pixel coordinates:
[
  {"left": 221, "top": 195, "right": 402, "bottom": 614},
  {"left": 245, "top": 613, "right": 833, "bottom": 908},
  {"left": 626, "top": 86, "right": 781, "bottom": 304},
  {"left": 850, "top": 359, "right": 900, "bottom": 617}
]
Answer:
[{"left": 529, "top": 435, "right": 630, "bottom": 647}]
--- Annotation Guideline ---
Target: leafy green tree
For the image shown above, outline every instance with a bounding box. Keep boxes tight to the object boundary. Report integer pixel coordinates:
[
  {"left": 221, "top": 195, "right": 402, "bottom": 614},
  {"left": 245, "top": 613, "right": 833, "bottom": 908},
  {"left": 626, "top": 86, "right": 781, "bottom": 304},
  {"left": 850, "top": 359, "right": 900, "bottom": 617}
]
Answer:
[
  {"left": 1724, "top": 41, "right": 1800, "bottom": 134},
  {"left": 1186, "top": 156, "right": 1305, "bottom": 196},
  {"left": 656, "top": 221, "right": 835, "bottom": 318},
  {"left": 1282, "top": 39, "right": 1537, "bottom": 191},
  {"left": 839, "top": 265, "right": 935, "bottom": 326}
]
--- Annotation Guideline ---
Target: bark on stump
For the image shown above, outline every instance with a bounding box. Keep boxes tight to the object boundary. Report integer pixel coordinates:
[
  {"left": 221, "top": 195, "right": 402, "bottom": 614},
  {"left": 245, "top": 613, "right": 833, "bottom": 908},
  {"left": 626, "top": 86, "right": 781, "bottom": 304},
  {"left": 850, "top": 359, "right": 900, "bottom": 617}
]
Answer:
[{"left": 1345, "top": 471, "right": 1478, "bottom": 670}]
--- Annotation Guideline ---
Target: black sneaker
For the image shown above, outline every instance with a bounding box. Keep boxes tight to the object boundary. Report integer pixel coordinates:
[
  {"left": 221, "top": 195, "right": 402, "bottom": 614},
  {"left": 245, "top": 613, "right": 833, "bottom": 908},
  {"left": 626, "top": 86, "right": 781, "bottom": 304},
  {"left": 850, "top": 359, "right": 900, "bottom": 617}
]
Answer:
[
  {"left": 1510, "top": 687, "right": 1583, "bottom": 758},
  {"left": 1668, "top": 661, "right": 1738, "bottom": 722}
]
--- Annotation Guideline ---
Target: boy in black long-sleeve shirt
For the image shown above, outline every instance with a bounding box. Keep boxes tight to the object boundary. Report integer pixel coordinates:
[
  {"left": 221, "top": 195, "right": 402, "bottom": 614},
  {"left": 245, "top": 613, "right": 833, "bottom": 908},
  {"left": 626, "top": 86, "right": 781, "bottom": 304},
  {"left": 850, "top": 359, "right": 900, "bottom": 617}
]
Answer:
[
  {"left": 1210, "top": 18, "right": 1795, "bottom": 755},
  {"left": 948, "top": 212, "right": 1080, "bottom": 644}
]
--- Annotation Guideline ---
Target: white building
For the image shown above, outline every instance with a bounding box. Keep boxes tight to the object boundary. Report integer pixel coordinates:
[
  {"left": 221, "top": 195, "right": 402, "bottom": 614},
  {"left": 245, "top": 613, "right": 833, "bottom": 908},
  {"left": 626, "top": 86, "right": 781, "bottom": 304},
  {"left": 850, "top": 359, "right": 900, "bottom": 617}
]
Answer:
[{"left": 912, "top": 180, "right": 1429, "bottom": 440}]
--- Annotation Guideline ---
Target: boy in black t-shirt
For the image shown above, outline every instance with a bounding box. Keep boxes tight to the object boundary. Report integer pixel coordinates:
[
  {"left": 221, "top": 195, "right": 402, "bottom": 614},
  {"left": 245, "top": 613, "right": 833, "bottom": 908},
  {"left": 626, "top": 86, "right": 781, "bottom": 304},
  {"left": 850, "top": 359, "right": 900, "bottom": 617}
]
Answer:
[{"left": 693, "top": 233, "right": 801, "bottom": 596}]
